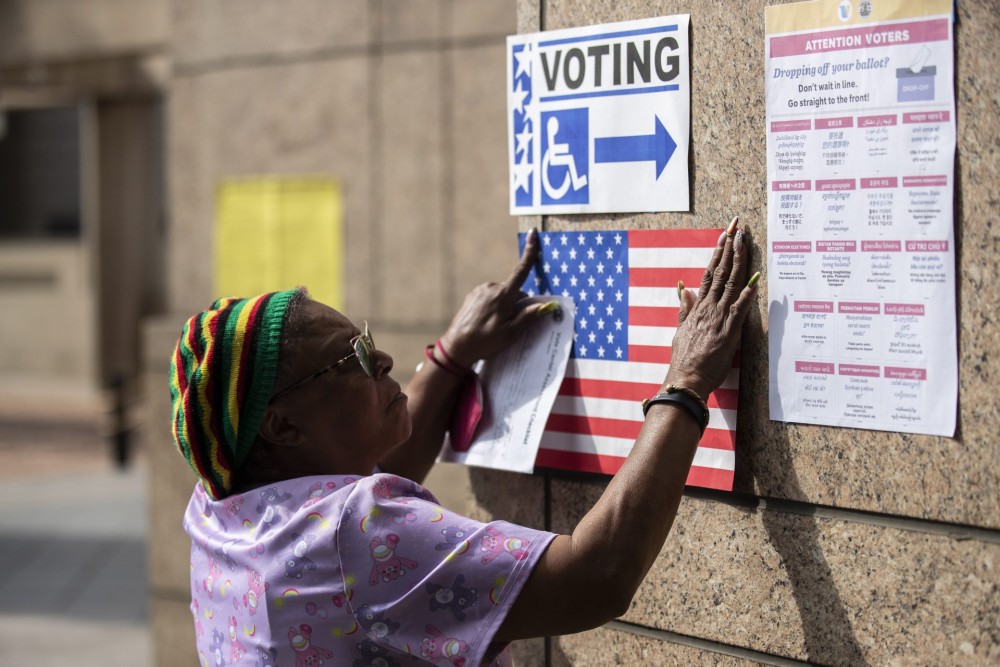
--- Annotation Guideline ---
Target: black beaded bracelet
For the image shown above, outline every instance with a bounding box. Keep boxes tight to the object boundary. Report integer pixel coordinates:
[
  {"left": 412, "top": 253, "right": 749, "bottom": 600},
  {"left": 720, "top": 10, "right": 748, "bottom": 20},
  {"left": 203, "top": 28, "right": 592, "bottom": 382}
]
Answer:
[{"left": 641, "top": 387, "right": 710, "bottom": 434}]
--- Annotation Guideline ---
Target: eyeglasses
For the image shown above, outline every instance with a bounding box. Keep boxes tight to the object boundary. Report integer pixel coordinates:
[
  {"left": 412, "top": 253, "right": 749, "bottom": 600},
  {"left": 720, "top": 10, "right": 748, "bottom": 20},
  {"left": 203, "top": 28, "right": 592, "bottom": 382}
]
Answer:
[{"left": 270, "top": 322, "right": 376, "bottom": 402}]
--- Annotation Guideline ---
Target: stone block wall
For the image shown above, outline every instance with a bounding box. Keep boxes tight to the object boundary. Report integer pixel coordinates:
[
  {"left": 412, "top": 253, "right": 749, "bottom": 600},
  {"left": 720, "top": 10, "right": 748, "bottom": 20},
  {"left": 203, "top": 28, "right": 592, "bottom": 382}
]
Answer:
[
  {"left": 461, "top": 0, "right": 998, "bottom": 664},
  {"left": 148, "top": 1, "right": 999, "bottom": 665}
]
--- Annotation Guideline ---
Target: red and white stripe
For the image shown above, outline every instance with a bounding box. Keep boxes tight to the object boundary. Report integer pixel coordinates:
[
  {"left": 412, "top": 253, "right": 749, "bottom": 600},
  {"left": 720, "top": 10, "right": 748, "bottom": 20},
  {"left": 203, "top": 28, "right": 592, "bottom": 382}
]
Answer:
[{"left": 535, "top": 229, "right": 739, "bottom": 491}]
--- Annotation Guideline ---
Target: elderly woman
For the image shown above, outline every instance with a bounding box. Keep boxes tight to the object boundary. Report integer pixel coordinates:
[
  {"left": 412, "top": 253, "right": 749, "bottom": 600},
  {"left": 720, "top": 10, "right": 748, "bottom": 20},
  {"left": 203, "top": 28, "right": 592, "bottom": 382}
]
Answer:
[{"left": 171, "top": 220, "right": 757, "bottom": 666}]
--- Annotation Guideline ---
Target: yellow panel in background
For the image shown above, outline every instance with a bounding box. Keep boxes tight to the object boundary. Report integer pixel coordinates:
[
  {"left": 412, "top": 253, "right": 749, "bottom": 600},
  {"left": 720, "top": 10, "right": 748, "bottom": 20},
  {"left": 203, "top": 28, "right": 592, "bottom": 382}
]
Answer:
[{"left": 214, "top": 178, "right": 343, "bottom": 309}]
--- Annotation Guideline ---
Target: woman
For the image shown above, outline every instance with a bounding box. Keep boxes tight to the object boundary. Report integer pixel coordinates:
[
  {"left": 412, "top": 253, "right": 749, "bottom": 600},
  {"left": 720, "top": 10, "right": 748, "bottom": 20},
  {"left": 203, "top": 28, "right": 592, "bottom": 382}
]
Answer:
[{"left": 171, "top": 219, "right": 758, "bottom": 666}]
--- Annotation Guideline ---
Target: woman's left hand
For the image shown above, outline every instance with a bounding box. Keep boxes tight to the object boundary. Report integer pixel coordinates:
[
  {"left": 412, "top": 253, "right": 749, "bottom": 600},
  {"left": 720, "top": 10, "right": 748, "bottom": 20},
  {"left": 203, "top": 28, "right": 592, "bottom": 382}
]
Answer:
[{"left": 439, "top": 230, "right": 553, "bottom": 367}]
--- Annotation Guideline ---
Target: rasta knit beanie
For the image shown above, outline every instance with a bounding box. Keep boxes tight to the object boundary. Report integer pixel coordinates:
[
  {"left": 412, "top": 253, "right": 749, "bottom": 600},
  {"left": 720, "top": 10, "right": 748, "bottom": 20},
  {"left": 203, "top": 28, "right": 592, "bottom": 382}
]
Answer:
[{"left": 169, "top": 289, "right": 298, "bottom": 499}]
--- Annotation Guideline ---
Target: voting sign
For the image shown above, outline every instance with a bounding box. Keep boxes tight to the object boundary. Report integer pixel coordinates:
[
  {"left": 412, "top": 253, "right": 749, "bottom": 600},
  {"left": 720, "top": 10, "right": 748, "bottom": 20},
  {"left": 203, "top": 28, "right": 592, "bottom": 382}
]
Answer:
[{"left": 507, "top": 16, "right": 691, "bottom": 215}]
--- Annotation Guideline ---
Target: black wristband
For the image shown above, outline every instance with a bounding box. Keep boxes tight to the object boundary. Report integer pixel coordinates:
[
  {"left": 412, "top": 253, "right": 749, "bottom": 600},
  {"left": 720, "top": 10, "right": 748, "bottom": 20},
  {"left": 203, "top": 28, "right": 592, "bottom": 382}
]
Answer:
[{"left": 641, "top": 390, "right": 709, "bottom": 434}]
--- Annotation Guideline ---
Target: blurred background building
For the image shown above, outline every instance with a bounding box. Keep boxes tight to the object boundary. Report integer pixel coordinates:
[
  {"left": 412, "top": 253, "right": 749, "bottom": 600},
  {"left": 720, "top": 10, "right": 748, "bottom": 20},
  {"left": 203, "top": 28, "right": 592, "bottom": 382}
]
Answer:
[{"left": 1, "top": 1, "right": 998, "bottom": 666}]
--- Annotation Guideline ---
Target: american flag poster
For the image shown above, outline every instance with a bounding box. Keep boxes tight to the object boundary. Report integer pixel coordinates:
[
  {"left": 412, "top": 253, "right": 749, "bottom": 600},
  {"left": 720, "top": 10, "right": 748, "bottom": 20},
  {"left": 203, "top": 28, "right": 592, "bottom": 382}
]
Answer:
[{"left": 518, "top": 228, "right": 739, "bottom": 491}]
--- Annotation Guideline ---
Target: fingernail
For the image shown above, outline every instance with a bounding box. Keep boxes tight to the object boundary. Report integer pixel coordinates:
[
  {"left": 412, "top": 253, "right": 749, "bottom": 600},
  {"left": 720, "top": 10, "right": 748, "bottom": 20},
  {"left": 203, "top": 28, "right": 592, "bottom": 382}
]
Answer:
[
  {"left": 717, "top": 231, "right": 726, "bottom": 245},
  {"left": 726, "top": 215, "right": 739, "bottom": 238},
  {"left": 747, "top": 271, "right": 761, "bottom": 289},
  {"left": 538, "top": 301, "right": 561, "bottom": 317},
  {"left": 677, "top": 280, "right": 684, "bottom": 301},
  {"left": 734, "top": 229, "right": 744, "bottom": 255},
  {"left": 528, "top": 227, "right": 538, "bottom": 241}
]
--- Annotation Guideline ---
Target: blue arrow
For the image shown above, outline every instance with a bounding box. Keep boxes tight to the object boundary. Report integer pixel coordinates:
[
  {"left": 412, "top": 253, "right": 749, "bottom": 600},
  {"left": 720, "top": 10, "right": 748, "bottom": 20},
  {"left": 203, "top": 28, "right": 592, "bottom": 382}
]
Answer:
[{"left": 594, "top": 116, "right": 677, "bottom": 179}]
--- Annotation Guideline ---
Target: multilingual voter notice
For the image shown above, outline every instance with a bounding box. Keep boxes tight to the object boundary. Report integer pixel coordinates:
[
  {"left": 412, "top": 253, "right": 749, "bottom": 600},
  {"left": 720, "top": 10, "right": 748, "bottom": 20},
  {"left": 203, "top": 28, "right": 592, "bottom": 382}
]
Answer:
[{"left": 169, "top": 219, "right": 759, "bottom": 666}]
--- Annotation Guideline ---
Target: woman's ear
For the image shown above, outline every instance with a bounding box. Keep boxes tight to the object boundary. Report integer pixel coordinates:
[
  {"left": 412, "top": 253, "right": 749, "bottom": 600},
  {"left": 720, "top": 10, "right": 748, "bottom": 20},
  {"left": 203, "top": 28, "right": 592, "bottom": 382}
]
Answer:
[{"left": 257, "top": 405, "right": 304, "bottom": 448}]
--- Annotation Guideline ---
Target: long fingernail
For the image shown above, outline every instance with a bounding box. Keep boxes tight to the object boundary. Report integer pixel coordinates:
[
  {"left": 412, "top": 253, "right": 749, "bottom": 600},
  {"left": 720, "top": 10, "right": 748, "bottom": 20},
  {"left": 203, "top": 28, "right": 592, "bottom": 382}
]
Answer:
[
  {"left": 734, "top": 229, "right": 744, "bottom": 255},
  {"left": 717, "top": 231, "right": 726, "bottom": 245},
  {"left": 538, "top": 301, "right": 561, "bottom": 317},
  {"left": 677, "top": 280, "right": 684, "bottom": 301},
  {"left": 726, "top": 215, "right": 739, "bottom": 238},
  {"left": 528, "top": 227, "right": 538, "bottom": 241},
  {"left": 747, "top": 271, "right": 761, "bottom": 288}
]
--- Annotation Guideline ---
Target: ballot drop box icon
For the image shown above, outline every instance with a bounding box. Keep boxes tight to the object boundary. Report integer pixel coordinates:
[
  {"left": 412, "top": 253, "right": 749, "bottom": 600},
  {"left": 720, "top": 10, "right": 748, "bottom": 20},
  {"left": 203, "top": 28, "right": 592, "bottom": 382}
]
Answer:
[{"left": 507, "top": 15, "right": 691, "bottom": 214}]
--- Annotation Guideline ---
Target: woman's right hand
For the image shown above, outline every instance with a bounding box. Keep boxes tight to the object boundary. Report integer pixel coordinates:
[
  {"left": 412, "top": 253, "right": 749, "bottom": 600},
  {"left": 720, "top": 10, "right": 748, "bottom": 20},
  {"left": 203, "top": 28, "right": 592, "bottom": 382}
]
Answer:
[{"left": 664, "top": 217, "right": 760, "bottom": 400}]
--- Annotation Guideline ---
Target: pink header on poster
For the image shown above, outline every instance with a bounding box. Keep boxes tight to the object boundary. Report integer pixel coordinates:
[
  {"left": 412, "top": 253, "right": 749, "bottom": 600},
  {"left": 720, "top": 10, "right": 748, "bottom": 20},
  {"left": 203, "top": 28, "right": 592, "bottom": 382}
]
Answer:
[
  {"left": 885, "top": 303, "right": 925, "bottom": 316},
  {"left": 816, "top": 178, "right": 856, "bottom": 191},
  {"left": 772, "top": 241, "right": 812, "bottom": 253},
  {"left": 772, "top": 180, "right": 811, "bottom": 192},
  {"left": 858, "top": 114, "right": 897, "bottom": 128},
  {"left": 817, "top": 240, "right": 857, "bottom": 252},
  {"left": 796, "top": 361, "right": 834, "bottom": 374},
  {"left": 903, "top": 110, "right": 950, "bottom": 124},
  {"left": 902, "top": 175, "right": 948, "bottom": 187},
  {"left": 861, "top": 240, "right": 902, "bottom": 252},
  {"left": 769, "top": 19, "right": 949, "bottom": 57},
  {"left": 906, "top": 240, "right": 948, "bottom": 252},
  {"left": 860, "top": 177, "right": 898, "bottom": 188},
  {"left": 794, "top": 300, "right": 834, "bottom": 313},
  {"left": 885, "top": 367, "right": 927, "bottom": 380},
  {"left": 815, "top": 116, "right": 854, "bottom": 130},
  {"left": 838, "top": 363, "right": 881, "bottom": 378},
  {"left": 838, "top": 302, "right": 880, "bottom": 314},
  {"left": 771, "top": 119, "right": 811, "bottom": 132}
]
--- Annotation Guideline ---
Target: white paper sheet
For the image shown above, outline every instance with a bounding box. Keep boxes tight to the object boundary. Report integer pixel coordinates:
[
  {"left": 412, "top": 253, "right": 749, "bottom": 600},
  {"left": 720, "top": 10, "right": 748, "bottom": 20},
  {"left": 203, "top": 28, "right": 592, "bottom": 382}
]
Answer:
[
  {"left": 440, "top": 296, "right": 575, "bottom": 472},
  {"left": 765, "top": 0, "right": 957, "bottom": 436}
]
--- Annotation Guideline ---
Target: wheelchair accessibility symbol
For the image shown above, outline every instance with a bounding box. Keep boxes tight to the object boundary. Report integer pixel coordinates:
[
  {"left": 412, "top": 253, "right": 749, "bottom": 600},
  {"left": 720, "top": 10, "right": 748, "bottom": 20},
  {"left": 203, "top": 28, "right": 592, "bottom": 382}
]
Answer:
[{"left": 541, "top": 109, "right": 589, "bottom": 205}]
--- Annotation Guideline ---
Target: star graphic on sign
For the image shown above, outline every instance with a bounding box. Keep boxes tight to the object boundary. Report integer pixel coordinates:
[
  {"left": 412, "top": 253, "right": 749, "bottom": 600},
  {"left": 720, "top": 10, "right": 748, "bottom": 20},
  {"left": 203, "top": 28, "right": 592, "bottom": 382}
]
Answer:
[
  {"left": 552, "top": 275, "right": 560, "bottom": 287},
  {"left": 560, "top": 234, "right": 568, "bottom": 246},
  {"left": 552, "top": 248, "right": 560, "bottom": 260},
  {"left": 578, "top": 234, "right": 586, "bottom": 245},
  {"left": 569, "top": 248, "right": 577, "bottom": 260},
  {"left": 511, "top": 81, "right": 529, "bottom": 115},
  {"left": 562, "top": 289, "right": 569, "bottom": 297},
  {"left": 598, "top": 346, "right": 606, "bottom": 358},
  {"left": 615, "top": 318, "right": 623, "bottom": 331},
  {"left": 597, "top": 318, "right": 605, "bottom": 330},
  {"left": 606, "top": 304, "right": 613, "bottom": 316},
  {"left": 616, "top": 347, "right": 623, "bottom": 359},
  {"left": 606, "top": 332, "right": 614, "bottom": 344},
  {"left": 596, "top": 262, "right": 605, "bottom": 273},
  {"left": 588, "top": 276, "right": 595, "bottom": 287},
  {"left": 578, "top": 290, "right": 587, "bottom": 301},
  {"left": 596, "top": 289, "right": 604, "bottom": 302},
  {"left": 580, "top": 317, "right": 588, "bottom": 329},
  {"left": 606, "top": 248, "right": 614, "bottom": 259},
  {"left": 543, "top": 261, "right": 551, "bottom": 273},
  {"left": 570, "top": 275, "right": 578, "bottom": 287},
  {"left": 515, "top": 123, "right": 533, "bottom": 157},
  {"left": 512, "top": 155, "right": 533, "bottom": 193},
  {"left": 578, "top": 262, "right": 587, "bottom": 273},
  {"left": 560, "top": 262, "right": 568, "bottom": 273},
  {"left": 587, "top": 248, "right": 595, "bottom": 260},
  {"left": 606, "top": 276, "right": 614, "bottom": 287},
  {"left": 614, "top": 233, "right": 622, "bottom": 244},
  {"left": 615, "top": 290, "right": 623, "bottom": 302},
  {"left": 596, "top": 234, "right": 604, "bottom": 245},
  {"left": 588, "top": 331, "right": 596, "bottom": 343},
  {"left": 588, "top": 304, "right": 596, "bottom": 316},
  {"left": 615, "top": 262, "right": 623, "bottom": 274},
  {"left": 514, "top": 44, "right": 533, "bottom": 80},
  {"left": 580, "top": 345, "right": 588, "bottom": 357}
]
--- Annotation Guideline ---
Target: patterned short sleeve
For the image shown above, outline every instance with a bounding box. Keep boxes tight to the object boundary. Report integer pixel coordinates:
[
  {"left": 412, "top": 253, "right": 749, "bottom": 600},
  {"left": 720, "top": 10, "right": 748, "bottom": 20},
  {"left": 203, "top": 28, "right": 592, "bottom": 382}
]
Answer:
[{"left": 336, "top": 473, "right": 555, "bottom": 666}]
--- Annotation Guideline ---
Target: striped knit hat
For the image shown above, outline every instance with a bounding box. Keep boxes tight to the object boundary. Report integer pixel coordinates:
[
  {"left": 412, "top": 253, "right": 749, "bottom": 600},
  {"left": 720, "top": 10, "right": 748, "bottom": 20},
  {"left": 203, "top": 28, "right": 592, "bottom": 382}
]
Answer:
[{"left": 169, "top": 290, "right": 298, "bottom": 499}]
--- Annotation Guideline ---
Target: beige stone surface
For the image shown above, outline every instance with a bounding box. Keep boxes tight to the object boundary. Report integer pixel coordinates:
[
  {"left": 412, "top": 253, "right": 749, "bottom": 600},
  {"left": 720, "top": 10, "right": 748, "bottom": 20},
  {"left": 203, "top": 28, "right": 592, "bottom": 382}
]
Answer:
[
  {"left": 467, "top": 468, "right": 547, "bottom": 530},
  {"left": 167, "top": 56, "right": 373, "bottom": 316},
  {"left": 449, "top": 0, "right": 518, "bottom": 40},
  {"left": 0, "top": 0, "right": 168, "bottom": 65},
  {"left": 451, "top": 43, "right": 524, "bottom": 299},
  {"left": 143, "top": 317, "right": 201, "bottom": 593},
  {"left": 551, "top": 480, "right": 1000, "bottom": 665},
  {"left": 376, "top": 49, "right": 449, "bottom": 324},
  {"left": 171, "top": 0, "right": 370, "bottom": 67},
  {"left": 151, "top": 596, "right": 199, "bottom": 667},
  {"left": 379, "top": 0, "right": 446, "bottom": 45},
  {"left": 552, "top": 625, "right": 762, "bottom": 666},
  {"left": 530, "top": 0, "right": 1000, "bottom": 528}
]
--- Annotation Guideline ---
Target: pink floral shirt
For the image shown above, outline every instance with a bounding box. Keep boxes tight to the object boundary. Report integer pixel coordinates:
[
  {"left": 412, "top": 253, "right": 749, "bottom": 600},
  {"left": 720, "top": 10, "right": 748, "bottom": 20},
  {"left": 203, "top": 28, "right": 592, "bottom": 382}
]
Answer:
[{"left": 184, "top": 472, "right": 555, "bottom": 666}]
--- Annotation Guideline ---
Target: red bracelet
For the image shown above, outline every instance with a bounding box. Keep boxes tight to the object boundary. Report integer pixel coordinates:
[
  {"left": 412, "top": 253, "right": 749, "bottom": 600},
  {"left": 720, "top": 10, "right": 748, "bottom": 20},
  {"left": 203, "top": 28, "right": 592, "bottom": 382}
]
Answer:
[{"left": 423, "top": 340, "right": 474, "bottom": 378}]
